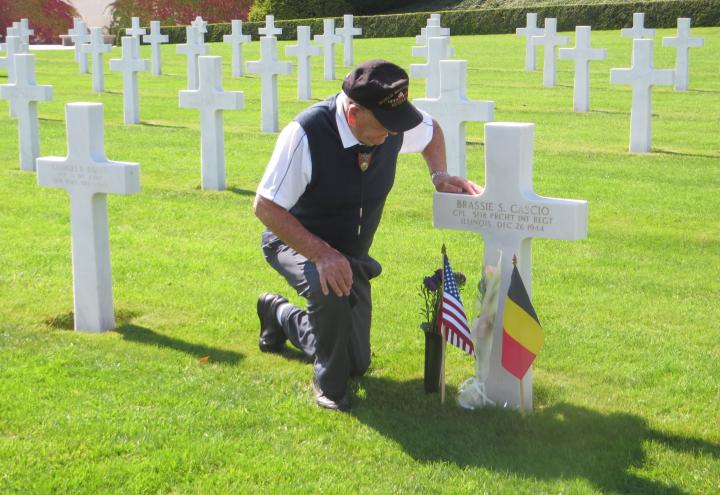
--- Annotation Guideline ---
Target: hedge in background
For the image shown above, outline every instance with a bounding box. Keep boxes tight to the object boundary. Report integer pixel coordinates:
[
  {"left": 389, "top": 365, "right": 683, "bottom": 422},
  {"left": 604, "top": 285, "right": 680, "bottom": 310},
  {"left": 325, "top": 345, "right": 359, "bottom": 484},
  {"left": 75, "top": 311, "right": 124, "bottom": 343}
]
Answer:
[
  {"left": 128, "top": 0, "right": 719, "bottom": 44},
  {"left": 108, "top": 0, "right": 252, "bottom": 34},
  {"left": 248, "top": 0, "right": 350, "bottom": 21}
]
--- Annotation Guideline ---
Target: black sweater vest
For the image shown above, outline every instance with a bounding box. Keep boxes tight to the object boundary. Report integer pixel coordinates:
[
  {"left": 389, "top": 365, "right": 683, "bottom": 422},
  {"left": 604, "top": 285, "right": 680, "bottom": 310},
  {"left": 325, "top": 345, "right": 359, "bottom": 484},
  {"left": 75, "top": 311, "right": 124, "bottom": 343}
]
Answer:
[{"left": 290, "top": 96, "right": 403, "bottom": 257}]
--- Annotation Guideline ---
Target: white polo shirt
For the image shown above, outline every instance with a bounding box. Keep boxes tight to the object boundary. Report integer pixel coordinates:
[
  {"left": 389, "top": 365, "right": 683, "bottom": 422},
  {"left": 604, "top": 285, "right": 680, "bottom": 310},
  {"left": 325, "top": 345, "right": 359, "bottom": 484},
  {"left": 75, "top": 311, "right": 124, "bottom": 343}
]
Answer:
[{"left": 257, "top": 92, "right": 434, "bottom": 210}]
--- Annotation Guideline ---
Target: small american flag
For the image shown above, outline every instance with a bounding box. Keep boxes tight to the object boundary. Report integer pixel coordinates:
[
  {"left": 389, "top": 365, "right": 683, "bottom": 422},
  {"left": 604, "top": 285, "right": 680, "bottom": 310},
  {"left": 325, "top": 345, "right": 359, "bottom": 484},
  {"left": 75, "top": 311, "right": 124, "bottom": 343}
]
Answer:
[{"left": 439, "top": 252, "right": 474, "bottom": 355}]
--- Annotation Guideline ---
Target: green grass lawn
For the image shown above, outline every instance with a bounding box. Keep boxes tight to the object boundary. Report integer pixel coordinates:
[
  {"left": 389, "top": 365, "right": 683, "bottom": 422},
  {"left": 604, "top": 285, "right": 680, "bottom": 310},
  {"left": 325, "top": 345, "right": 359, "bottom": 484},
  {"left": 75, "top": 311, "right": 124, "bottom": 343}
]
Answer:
[{"left": 1, "top": 27, "right": 719, "bottom": 494}]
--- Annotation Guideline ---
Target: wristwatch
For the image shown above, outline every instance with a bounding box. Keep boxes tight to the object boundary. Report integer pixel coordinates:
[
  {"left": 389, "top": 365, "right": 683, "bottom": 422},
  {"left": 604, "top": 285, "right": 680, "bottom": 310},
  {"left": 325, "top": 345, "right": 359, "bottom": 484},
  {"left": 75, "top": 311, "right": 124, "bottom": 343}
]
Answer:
[{"left": 431, "top": 170, "right": 450, "bottom": 185}]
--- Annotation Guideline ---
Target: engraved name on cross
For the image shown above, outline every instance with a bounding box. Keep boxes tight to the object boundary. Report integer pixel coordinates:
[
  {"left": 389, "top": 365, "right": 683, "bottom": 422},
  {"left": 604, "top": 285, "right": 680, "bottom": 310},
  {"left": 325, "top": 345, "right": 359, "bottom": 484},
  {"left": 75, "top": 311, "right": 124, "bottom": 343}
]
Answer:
[
  {"left": 433, "top": 122, "right": 588, "bottom": 411},
  {"left": 36, "top": 103, "right": 140, "bottom": 332}
]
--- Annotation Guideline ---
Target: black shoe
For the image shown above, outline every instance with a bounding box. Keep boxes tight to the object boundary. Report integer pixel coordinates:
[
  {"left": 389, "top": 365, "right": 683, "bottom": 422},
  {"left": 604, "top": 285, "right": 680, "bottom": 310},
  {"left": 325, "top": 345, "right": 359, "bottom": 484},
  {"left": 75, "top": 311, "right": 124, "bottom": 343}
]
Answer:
[
  {"left": 257, "top": 293, "right": 289, "bottom": 353},
  {"left": 311, "top": 380, "right": 351, "bottom": 412}
]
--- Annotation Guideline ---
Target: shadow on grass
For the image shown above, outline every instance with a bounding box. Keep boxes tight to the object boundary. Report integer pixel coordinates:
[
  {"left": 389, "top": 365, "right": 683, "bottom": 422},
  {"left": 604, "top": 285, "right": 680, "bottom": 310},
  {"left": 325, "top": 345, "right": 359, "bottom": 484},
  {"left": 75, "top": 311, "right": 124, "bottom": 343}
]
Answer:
[
  {"left": 114, "top": 324, "right": 244, "bottom": 365},
  {"left": 46, "top": 310, "right": 243, "bottom": 365},
  {"left": 652, "top": 148, "right": 719, "bottom": 159},
  {"left": 141, "top": 121, "right": 187, "bottom": 129},
  {"left": 227, "top": 186, "right": 256, "bottom": 197},
  {"left": 352, "top": 377, "right": 719, "bottom": 494},
  {"left": 45, "top": 309, "right": 141, "bottom": 330}
]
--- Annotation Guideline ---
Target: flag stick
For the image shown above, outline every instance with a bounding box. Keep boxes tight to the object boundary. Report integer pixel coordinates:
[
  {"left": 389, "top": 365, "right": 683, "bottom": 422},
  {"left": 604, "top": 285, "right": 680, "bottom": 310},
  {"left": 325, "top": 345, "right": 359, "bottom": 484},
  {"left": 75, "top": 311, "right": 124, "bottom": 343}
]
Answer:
[
  {"left": 519, "top": 377, "right": 526, "bottom": 416},
  {"left": 440, "top": 323, "right": 447, "bottom": 404},
  {"left": 439, "top": 244, "right": 447, "bottom": 404}
]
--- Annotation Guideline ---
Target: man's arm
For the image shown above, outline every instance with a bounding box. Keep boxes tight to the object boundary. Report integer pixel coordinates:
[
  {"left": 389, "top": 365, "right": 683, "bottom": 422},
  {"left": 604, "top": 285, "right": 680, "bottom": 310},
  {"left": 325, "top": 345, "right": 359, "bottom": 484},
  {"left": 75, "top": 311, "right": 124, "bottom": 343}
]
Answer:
[
  {"left": 253, "top": 195, "right": 353, "bottom": 297},
  {"left": 422, "top": 119, "right": 483, "bottom": 195}
]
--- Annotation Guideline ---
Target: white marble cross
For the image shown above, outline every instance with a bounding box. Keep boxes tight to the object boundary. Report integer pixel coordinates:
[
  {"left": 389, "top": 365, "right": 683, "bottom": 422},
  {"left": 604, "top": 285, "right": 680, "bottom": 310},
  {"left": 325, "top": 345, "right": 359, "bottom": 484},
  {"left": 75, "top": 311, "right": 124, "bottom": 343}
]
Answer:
[
  {"left": 179, "top": 56, "right": 244, "bottom": 191},
  {"left": 414, "top": 60, "right": 494, "bottom": 178},
  {"left": 9, "top": 24, "right": 27, "bottom": 51},
  {"left": 610, "top": 39, "right": 674, "bottom": 153},
  {"left": 433, "top": 122, "right": 588, "bottom": 412},
  {"left": 416, "top": 16, "right": 450, "bottom": 45},
  {"left": 18, "top": 19, "right": 34, "bottom": 47},
  {"left": 621, "top": 13, "right": 655, "bottom": 40},
  {"left": 3, "top": 35, "right": 28, "bottom": 118},
  {"left": 336, "top": 14, "right": 362, "bottom": 67},
  {"left": 192, "top": 16, "right": 208, "bottom": 34},
  {"left": 259, "top": 15, "right": 282, "bottom": 38},
  {"left": 126, "top": 17, "right": 146, "bottom": 39},
  {"left": 531, "top": 18, "right": 569, "bottom": 88},
  {"left": 109, "top": 36, "right": 150, "bottom": 124},
  {"left": 142, "top": 21, "right": 169, "bottom": 76},
  {"left": 176, "top": 26, "right": 209, "bottom": 90},
  {"left": 3, "top": 35, "right": 28, "bottom": 83},
  {"left": 412, "top": 29, "right": 455, "bottom": 62},
  {"left": 223, "top": 20, "right": 251, "bottom": 78},
  {"left": 68, "top": 18, "right": 90, "bottom": 74},
  {"left": 516, "top": 13, "right": 544, "bottom": 71},
  {"left": 0, "top": 54, "right": 52, "bottom": 171},
  {"left": 246, "top": 36, "right": 292, "bottom": 132},
  {"left": 82, "top": 27, "right": 112, "bottom": 93},
  {"left": 662, "top": 18, "right": 704, "bottom": 92},
  {"left": 36, "top": 103, "right": 140, "bottom": 332},
  {"left": 286, "top": 26, "right": 321, "bottom": 100},
  {"left": 314, "top": 19, "right": 342, "bottom": 81},
  {"left": 410, "top": 36, "right": 451, "bottom": 99},
  {"left": 559, "top": 26, "right": 607, "bottom": 112}
]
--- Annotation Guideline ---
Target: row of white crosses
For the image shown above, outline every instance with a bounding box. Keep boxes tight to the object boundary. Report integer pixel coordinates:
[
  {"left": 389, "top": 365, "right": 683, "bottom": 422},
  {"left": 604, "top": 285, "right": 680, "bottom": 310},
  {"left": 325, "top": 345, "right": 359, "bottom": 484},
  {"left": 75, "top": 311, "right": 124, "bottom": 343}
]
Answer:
[
  {"left": 613, "top": 14, "right": 703, "bottom": 152},
  {"left": 516, "top": 13, "right": 703, "bottom": 153},
  {"left": 409, "top": 14, "right": 494, "bottom": 178}
]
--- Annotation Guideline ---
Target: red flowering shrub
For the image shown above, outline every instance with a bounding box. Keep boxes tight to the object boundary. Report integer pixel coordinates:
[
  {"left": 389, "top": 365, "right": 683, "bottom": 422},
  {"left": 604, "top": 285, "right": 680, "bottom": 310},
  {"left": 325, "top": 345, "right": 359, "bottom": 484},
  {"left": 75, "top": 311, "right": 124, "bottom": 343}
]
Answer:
[
  {"left": 0, "top": 0, "right": 78, "bottom": 43},
  {"left": 108, "top": 0, "right": 252, "bottom": 32}
]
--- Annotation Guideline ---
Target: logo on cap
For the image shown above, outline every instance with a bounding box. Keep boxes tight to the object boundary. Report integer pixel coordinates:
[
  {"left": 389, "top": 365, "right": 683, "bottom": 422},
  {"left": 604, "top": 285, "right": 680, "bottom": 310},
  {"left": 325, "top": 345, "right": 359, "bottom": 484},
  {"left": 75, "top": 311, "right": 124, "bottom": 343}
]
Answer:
[{"left": 378, "top": 87, "right": 408, "bottom": 109}]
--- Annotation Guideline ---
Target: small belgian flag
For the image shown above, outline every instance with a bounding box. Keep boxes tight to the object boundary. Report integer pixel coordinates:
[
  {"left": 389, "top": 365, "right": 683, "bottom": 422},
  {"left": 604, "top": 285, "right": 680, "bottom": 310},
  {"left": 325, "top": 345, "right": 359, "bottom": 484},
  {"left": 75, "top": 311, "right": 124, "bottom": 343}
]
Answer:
[{"left": 501, "top": 262, "right": 543, "bottom": 380}]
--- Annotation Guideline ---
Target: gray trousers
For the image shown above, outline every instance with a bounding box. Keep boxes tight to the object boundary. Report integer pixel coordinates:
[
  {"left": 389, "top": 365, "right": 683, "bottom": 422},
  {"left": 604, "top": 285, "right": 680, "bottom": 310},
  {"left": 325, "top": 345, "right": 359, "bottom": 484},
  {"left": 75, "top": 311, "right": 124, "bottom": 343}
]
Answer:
[{"left": 261, "top": 231, "right": 382, "bottom": 399}]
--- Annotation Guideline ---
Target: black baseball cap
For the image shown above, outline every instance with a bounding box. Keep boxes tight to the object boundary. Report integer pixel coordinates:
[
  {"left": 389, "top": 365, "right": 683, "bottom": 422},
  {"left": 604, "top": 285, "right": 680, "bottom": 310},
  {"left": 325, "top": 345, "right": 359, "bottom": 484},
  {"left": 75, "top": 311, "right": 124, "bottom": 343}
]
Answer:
[{"left": 342, "top": 60, "right": 423, "bottom": 133}]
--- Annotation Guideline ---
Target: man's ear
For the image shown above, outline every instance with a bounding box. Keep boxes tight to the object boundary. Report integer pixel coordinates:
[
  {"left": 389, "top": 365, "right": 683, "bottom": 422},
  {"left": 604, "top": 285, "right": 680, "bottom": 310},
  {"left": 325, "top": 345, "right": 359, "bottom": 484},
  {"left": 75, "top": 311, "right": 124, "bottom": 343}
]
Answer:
[{"left": 346, "top": 103, "right": 360, "bottom": 128}]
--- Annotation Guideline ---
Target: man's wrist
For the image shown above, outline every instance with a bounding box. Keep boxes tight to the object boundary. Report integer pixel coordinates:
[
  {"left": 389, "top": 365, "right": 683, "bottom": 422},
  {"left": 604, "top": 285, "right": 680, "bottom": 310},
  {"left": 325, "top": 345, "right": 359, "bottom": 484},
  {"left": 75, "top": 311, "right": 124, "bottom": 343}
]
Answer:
[{"left": 431, "top": 170, "right": 450, "bottom": 185}]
